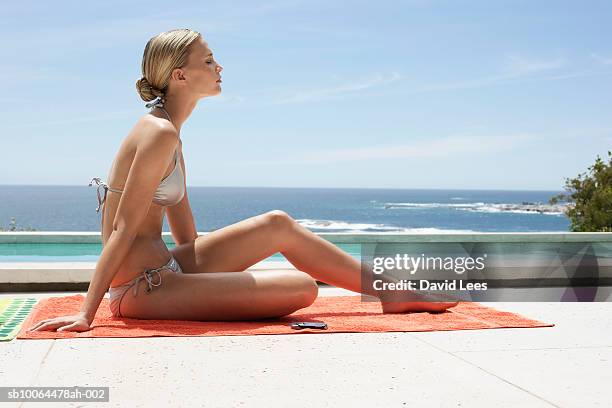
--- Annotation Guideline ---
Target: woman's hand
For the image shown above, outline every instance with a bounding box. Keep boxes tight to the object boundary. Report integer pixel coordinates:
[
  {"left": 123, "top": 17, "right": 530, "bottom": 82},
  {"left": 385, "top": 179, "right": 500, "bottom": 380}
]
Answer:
[{"left": 27, "top": 312, "right": 92, "bottom": 333}]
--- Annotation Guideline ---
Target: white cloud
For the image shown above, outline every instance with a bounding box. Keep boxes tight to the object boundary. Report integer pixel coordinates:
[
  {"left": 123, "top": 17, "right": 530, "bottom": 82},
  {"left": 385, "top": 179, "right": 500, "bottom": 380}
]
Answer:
[
  {"left": 1, "top": 1, "right": 310, "bottom": 52},
  {"left": 1, "top": 13, "right": 233, "bottom": 53},
  {"left": 237, "top": 133, "right": 538, "bottom": 165},
  {"left": 271, "top": 72, "right": 403, "bottom": 104},
  {"left": 590, "top": 53, "right": 612, "bottom": 65},
  {"left": 427, "top": 56, "right": 566, "bottom": 92},
  {"left": 502, "top": 56, "right": 566, "bottom": 76},
  {"left": 4, "top": 109, "right": 141, "bottom": 129},
  {"left": 209, "top": 94, "right": 247, "bottom": 104},
  {"left": 0, "top": 97, "right": 31, "bottom": 104},
  {"left": 376, "top": 56, "right": 609, "bottom": 96},
  {"left": 0, "top": 65, "right": 55, "bottom": 86}
]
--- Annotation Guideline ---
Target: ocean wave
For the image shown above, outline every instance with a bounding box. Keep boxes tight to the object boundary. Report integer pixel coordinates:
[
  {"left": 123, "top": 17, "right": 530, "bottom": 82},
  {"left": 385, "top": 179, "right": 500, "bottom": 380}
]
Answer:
[
  {"left": 296, "top": 219, "right": 477, "bottom": 233},
  {"left": 382, "top": 201, "right": 569, "bottom": 215},
  {"left": 382, "top": 202, "right": 486, "bottom": 209}
]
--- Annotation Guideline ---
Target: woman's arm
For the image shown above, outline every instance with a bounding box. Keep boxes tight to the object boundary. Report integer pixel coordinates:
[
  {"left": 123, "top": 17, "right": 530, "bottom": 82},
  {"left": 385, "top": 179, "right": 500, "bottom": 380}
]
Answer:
[
  {"left": 166, "top": 152, "right": 199, "bottom": 246},
  {"left": 79, "top": 128, "right": 180, "bottom": 322},
  {"left": 166, "top": 194, "right": 199, "bottom": 246},
  {"left": 29, "top": 127, "right": 179, "bottom": 331}
]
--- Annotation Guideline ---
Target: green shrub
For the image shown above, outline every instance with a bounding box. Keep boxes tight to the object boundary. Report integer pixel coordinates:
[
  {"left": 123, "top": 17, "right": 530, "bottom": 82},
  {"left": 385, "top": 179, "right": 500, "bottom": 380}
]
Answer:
[{"left": 549, "top": 151, "right": 612, "bottom": 232}]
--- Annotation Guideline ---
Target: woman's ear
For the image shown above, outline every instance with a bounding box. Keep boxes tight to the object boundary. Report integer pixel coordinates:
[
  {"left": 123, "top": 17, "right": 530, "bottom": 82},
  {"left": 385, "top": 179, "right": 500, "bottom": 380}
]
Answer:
[{"left": 171, "top": 67, "right": 187, "bottom": 83}]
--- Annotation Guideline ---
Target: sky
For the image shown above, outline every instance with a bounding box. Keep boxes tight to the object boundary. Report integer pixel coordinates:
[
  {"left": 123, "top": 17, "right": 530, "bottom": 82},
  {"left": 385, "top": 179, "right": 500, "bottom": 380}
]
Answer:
[{"left": 1, "top": 0, "right": 611, "bottom": 190}]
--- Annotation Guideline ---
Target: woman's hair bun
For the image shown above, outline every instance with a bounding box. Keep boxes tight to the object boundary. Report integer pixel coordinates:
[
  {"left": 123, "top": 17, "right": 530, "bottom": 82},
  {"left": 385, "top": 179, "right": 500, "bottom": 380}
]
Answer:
[
  {"left": 137, "top": 29, "right": 201, "bottom": 105},
  {"left": 136, "top": 77, "right": 164, "bottom": 102}
]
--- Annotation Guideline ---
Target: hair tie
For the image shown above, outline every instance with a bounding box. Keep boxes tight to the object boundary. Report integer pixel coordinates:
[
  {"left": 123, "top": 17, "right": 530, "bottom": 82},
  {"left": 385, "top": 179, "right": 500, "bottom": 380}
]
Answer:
[{"left": 145, "top": 96, "right": 165, "bottom": 109}]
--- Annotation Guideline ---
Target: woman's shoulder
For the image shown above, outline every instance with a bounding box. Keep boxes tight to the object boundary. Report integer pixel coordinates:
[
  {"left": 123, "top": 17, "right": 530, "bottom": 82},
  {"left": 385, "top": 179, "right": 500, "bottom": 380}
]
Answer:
[
  {"left": 107, "top": 115, "right": 178, "bottom": 185},
  {"left": 131, "top": 114, "right": 179, "bottom": 148},
  {"left": 135, "top": 112, "right": 177, "bottom": 135}
]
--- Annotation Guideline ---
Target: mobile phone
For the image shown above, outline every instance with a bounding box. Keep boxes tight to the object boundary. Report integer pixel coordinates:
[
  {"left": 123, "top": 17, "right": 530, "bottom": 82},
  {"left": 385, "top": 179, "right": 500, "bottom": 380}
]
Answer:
[{"left": 290, "top": 321, "right": 328, "bottom": 330}]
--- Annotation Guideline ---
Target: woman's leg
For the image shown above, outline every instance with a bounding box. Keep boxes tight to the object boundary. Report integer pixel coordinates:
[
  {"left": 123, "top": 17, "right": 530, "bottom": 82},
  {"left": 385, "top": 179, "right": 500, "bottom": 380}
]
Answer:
[
  {"left": 172, "top": 210, "right": 457, "bottom": 313},
  {"left": 118, "top": 268, "right": 319, "bottom": 321},
  {"left": 171, "top": 211, "right": 298, "bottom": 274},
  {"left": 275, "top": 212, "right": 458, "bottom": 313}
]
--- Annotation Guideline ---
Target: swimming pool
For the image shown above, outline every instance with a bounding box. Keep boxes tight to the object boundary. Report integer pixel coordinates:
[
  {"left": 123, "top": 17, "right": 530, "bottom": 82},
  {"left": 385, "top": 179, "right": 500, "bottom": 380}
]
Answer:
[{"left": 0, "top": 243, "right": 362, "bottom": 263}]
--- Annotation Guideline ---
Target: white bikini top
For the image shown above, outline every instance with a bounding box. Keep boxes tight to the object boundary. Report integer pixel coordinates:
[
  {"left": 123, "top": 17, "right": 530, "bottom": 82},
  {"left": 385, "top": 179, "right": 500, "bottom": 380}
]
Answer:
[
  {"left": 89, "top": 147, "right": 185, "bottom": 213},
  {"left": 89, "top": 107, "right": 185, "bottom": 212}
]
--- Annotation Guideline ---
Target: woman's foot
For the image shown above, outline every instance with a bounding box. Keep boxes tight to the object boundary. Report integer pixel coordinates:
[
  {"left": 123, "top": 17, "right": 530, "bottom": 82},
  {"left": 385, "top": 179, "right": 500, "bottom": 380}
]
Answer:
[
  {"left": 379, "top": 291, "right": 459, "bottom": 314},
  {"left": 381, "top": 300, "right": 459, "bottom": 314}
]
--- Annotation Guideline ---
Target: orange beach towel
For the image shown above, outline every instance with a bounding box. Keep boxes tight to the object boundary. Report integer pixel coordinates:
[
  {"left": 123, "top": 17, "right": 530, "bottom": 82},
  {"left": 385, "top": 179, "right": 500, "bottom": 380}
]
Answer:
[{"left": 18, "top": 294, "right": 553, "bottom": 339}]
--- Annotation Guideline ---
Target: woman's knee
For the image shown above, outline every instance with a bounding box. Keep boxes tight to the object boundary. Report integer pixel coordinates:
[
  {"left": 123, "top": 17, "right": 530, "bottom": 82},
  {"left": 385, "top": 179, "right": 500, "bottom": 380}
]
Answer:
[
  {"left": 263, "top": 210, "right": 296, "bottom": 231},
  {"left": 288, "top": 271, "right": 319, "bottom": 308}
]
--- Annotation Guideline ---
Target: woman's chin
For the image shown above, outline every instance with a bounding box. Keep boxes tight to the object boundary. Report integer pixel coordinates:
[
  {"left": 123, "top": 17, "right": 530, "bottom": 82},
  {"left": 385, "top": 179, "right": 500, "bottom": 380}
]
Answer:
[{"left": 200, "top": 88, "right": 222, "bottom": 99}]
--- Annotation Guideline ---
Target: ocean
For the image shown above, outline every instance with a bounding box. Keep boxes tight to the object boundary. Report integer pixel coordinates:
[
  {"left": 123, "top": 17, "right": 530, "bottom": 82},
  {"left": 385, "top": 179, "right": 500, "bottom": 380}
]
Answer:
[{"left": 0, "top": 185, "right": 570, "bottom": 233}]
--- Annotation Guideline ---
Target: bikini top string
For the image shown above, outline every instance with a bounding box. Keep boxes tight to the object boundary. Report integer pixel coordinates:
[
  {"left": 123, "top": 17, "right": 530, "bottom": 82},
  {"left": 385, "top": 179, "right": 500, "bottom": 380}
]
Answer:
[{"left": 144, "top": 96, "right": 173, "bottom": 123}]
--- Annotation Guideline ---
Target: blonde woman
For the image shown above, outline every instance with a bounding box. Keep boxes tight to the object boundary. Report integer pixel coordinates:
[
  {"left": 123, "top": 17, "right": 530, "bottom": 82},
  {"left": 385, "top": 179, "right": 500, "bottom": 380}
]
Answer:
[{"left": 28, "top": 29, "right": 457, "bottom": 332}]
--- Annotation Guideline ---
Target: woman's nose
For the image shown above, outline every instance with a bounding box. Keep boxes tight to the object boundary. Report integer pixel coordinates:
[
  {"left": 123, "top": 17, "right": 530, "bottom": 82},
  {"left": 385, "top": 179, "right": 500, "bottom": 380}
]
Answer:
[{"left": 217, "top": 65, "right": 223, "bottom": 73}]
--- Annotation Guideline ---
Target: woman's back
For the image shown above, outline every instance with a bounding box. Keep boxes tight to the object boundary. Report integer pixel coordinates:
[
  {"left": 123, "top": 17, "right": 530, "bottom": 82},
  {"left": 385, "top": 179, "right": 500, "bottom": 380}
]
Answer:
[{"left": 99, "top": 114, "right": 181, "bottom": 286}]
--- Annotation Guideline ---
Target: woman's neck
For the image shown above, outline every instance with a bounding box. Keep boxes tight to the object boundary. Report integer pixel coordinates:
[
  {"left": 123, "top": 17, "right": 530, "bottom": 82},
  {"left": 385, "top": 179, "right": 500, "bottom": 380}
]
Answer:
[{"left": 161, "top": 94, "right": 198, "bottom": 133}]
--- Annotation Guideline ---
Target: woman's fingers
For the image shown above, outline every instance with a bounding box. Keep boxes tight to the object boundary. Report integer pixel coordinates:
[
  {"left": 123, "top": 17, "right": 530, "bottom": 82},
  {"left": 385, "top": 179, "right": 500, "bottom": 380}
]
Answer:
[
  {"left": 59, "top": 322, "right": 91, "bottom": 332},
  {"left": 57, "top": 322, "right": 80, "bottom": 332},
  {"left": 28, "top": 319, "right": 50, "bottom": 331},
  {"left": 27, "top": 315, "right": 91, "bottom": 332},
  {"left": 29, "top": 319, "right": 66, "bottom": 332},
  {"left": 32, "top": 321, "right": 62, "bottom": 332}
]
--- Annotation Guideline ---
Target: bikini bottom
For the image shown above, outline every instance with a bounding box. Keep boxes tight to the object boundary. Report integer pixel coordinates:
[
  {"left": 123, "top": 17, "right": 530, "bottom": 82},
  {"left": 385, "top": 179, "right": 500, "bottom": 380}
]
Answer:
[{"left": 108, "top": 256, "right": 183, "bottom": 318}]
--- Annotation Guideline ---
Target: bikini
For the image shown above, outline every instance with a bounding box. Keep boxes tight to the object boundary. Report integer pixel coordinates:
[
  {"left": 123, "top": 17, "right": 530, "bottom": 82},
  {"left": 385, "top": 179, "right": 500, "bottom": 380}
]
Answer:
[{"left": 89, "top": 105, "right": 186, "bottom": 318}]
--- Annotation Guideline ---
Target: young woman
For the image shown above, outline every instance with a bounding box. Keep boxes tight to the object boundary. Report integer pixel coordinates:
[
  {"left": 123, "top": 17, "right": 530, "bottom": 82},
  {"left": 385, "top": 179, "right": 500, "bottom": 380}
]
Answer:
[{"left": 28, "top": 29, "right": 457, "bottom": 332}]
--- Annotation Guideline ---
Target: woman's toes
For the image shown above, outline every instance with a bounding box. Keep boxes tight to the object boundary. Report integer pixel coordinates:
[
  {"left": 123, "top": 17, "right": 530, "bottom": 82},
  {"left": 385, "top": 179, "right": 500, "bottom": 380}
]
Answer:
[{"left": 381, "top": 300, "right": 459, "bottom": 314}]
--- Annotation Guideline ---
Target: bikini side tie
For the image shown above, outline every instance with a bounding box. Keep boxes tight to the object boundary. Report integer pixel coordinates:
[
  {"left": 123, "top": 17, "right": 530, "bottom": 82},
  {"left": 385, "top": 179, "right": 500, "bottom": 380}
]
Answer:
[
  {"left": 130, "top": 259, "right": 175, "bottom": 297},
  {"left": 131, "top": 269, "right": 163, "bottom": 297},
  {"left": 89, "top": 177, "right": 125, "bottom": 213},
  {"left": 88, "top": 177, "right": 108, "bottom": 213}
]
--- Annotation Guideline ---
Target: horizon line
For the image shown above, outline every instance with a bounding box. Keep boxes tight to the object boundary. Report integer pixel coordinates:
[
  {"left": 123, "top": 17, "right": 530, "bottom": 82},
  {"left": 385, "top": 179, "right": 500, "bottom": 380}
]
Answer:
[{"left": 0, "top": 184, "right": 567, "bottom": 193}]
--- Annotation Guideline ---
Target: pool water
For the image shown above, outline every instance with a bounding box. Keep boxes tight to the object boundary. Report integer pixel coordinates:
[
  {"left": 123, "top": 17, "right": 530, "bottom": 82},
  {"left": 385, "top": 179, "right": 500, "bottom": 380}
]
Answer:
[{"left": 0, "top": 243, "right": 362, "bottom": 263}]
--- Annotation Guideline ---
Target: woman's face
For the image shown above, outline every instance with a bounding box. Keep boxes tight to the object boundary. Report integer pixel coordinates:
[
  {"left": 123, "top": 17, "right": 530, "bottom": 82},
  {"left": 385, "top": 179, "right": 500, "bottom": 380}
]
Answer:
[{"left": 179, "top": 37, "right": 223, "bottom": 98}]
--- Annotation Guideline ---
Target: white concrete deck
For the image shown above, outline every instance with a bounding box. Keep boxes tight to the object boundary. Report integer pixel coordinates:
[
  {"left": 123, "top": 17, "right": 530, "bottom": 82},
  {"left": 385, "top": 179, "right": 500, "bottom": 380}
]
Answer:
[{"left": 1, "top": 286, "right": 610, "bottom": 407}]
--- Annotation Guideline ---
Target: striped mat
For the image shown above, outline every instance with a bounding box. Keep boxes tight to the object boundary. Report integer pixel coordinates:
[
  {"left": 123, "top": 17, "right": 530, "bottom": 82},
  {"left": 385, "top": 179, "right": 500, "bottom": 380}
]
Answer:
[{"left": 0, "top": 298, "right": 38, "bottom": 341}]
